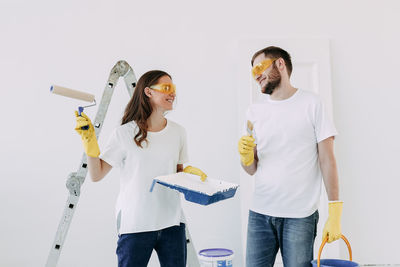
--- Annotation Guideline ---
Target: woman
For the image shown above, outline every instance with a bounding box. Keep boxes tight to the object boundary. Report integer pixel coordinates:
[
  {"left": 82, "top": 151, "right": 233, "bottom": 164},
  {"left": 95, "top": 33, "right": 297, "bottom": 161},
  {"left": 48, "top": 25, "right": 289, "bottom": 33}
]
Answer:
[{"left": 74, "top": 70, "right": 206, "bottom": 267}]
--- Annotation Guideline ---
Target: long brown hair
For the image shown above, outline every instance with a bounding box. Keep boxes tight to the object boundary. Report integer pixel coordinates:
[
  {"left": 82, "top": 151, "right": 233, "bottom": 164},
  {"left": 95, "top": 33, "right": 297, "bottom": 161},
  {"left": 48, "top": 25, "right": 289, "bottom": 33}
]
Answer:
[{"left": 121, "top": 70, "right": 171, "bottom": 148}]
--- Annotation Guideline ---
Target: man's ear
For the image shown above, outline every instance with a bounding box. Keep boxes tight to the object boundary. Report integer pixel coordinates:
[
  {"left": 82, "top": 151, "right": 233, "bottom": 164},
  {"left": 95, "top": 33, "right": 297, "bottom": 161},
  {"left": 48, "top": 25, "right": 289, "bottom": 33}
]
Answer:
[
  {"left": 144, "top": 87, "right": 152, "bottom": 98},
  {"left": 276, "top": 58, "right": 287, "bottom": 73},
  {"left": 276, "top": 58, "right": 285, "bottom": 69}
]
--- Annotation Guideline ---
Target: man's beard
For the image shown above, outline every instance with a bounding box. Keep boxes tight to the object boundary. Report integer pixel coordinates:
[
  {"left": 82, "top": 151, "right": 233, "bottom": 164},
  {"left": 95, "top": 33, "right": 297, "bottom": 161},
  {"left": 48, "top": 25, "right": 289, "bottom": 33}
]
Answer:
[{"left": 261, "top": 65, "right": 281, "bottom": 95}]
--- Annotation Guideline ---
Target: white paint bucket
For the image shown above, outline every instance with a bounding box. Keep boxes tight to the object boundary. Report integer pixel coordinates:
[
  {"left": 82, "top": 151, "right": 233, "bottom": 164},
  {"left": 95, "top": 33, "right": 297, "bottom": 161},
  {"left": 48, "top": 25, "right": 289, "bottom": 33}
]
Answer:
[{"left": 198, "top": 248, "right": 234, "bottom": 267}]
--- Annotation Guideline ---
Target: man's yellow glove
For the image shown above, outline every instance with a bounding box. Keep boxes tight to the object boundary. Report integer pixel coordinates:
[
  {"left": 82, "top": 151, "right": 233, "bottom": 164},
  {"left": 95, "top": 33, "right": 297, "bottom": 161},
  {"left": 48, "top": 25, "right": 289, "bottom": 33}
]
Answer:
[
  {"left": 74, "top": 111, "right": 100, "bottom": 158},
  {"left": 183, "top": 166, "right": 207, "bottom": 182},
  {"left": 238, "top": 135, "right": 256, "bottom": 166},
  {"left": 322, "top": 201, "right": 343, "bottom": 243}
]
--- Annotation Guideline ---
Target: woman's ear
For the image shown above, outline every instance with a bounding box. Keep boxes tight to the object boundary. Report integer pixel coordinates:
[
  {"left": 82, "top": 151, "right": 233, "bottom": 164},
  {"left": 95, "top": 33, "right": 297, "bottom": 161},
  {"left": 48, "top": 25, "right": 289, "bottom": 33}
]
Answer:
[{"left": 144, "top": 87, "right": 152, "bottom": 98}]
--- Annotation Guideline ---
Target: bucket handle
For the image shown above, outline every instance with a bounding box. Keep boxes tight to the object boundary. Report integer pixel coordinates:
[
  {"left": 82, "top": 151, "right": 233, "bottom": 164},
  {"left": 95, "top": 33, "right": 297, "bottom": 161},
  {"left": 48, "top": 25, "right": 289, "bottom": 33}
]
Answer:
[{"left": 317, "top": 234, "right": 352, "bottom": 267}]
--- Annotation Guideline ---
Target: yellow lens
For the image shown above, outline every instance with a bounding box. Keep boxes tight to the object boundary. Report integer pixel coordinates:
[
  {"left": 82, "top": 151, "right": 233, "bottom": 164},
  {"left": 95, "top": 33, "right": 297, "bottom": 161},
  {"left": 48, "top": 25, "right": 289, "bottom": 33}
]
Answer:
[
  {"left": 150, "top": 83, "right": 176, "bottom": 94},
  {"left": 161, "top": 84, "right": 174, "bottom": 93},
  {"left": 252, "top": 59, "right": 275, "bottom": 77}
]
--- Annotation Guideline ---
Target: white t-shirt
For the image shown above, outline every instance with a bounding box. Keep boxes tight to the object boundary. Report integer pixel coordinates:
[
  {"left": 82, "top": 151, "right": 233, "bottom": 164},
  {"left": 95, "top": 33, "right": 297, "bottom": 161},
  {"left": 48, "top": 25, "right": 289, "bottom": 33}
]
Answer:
[
  {"left": 245, "top": 89, "right": 337, "bottom": 218},
  {"left": 100, "top": 119, "right": 188, "bottom": 234}
]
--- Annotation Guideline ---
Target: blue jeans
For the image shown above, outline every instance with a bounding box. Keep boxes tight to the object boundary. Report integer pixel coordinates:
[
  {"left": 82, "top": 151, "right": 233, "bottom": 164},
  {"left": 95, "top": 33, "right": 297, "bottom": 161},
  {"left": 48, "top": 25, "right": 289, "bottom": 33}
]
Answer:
[
  {"left": 246, "top": 210, "right": 319, "bottom": 267},
  {"left": 116, "top": 223, "right": 186, "bottom": 267}
]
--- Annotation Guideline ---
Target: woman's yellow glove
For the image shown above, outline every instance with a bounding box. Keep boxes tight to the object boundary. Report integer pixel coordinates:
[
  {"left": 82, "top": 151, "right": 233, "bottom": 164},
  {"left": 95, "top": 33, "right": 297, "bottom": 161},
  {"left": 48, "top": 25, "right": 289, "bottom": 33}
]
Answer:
[
  {"left": 183, "top": 166, "right": 207, "bottom": 182},
  {"left": 238, "top": 135, "right": 256, "bottom": 166},
  {"left": 74, "top": 111, "right": 100, "bottom": 158},
  {"left": 322, "top": 201, "right": 343, "bottom": 243}
]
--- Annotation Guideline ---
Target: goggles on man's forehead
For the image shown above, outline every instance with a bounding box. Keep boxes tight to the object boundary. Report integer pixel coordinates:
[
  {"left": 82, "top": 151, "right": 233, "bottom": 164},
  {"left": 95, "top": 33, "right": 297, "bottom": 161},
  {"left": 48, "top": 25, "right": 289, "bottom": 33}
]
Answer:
[
  {"left": 251, "top": 58, "right": 277, "bottom": 77},
  {"left": 149, "top": 83, "right": 176, "bottom": 94}
]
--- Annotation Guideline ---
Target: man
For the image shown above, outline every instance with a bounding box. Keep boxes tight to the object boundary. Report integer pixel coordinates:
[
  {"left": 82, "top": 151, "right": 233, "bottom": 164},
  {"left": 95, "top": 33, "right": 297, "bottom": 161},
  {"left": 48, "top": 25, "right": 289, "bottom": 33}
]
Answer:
[{"left": 238, "top": 46, "right": 343, "bottom": 267}]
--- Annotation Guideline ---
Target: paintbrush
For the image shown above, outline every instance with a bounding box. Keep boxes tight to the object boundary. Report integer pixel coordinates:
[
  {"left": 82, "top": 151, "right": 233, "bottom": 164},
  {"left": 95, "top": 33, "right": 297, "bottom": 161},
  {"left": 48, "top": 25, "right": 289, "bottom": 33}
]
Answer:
[{"left": 247, "top": 120, "right": 254, "bottom": 136}]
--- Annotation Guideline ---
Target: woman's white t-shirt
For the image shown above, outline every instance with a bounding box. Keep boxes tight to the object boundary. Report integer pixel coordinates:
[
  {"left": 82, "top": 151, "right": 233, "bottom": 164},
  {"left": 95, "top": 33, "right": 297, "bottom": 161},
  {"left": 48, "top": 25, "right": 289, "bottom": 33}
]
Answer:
[
  {"left": 100, "top": 119, "right": 188, "bottom": 234},
  {"left": 245, "top": 89, "right": 337, "bottom": 218}
]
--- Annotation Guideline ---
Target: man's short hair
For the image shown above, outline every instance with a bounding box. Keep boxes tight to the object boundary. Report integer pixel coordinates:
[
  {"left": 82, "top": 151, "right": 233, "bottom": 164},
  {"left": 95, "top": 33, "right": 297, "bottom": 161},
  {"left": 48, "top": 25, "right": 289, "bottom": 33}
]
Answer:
[{"left": 251, "top": 46, "right": 293, "bottom": 76}]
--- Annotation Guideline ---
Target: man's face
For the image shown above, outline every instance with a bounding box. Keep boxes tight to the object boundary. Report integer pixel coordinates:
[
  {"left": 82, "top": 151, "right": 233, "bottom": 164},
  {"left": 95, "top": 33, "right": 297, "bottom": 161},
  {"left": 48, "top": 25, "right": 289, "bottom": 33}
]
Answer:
[{"left": 252, "top": 54, "right": 281, "bottom": 95}]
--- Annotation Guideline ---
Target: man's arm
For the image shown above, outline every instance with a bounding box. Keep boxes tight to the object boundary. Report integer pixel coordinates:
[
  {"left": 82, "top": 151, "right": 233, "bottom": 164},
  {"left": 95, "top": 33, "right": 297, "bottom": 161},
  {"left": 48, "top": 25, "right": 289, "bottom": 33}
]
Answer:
[
  {"left": 319, "top": 136, "right": 344, "bottom": 243},
  {"left": 241, "top": 146, "right": 258, "bottom": 176},
  {"left": 318, "top": 137, "right": 339, "bottom": 200}
]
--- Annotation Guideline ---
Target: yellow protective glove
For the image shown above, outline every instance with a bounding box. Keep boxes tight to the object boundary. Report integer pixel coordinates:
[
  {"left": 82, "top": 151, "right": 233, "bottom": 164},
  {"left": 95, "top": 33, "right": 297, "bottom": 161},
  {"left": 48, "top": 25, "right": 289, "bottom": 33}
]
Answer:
[
  {"left": 322, "top": 201, "right": 343, "bottom": 243},
  {"left": 183, "top": 166, "right": 207, "bottom": 182},
  {"left": 238, "top": 135, "right": 256, "bottom": 166},
  {"left": 74, "top": 111, "right": 100, "bottom": 157}
]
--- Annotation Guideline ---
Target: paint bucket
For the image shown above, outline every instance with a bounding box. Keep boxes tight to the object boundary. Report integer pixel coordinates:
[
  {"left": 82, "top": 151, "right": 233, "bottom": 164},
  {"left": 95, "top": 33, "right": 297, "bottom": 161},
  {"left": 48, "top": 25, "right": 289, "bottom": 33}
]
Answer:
[
  {"left": 311, "top": 235, "right": 359, "bottom": 267},
  {"left": 198, "top": 248, "right": 234, "bottom": 267}
]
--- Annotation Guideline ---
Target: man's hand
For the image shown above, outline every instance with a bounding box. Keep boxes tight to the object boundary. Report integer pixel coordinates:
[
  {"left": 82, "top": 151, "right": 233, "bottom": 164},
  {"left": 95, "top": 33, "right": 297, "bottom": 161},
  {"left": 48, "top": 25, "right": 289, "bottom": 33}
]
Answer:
[
  {"left": 238, "top": 135, "right": 256, "bottom": 166},
  {"left": 322, "top": 201, "right": 343, "bottom": 243}
]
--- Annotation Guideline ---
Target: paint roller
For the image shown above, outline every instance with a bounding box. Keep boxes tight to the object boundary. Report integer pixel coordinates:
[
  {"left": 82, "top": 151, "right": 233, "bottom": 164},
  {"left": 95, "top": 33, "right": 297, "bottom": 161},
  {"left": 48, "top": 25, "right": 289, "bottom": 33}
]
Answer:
[{"left": 50, "top": 85, "right": 96, "bottom": 129}]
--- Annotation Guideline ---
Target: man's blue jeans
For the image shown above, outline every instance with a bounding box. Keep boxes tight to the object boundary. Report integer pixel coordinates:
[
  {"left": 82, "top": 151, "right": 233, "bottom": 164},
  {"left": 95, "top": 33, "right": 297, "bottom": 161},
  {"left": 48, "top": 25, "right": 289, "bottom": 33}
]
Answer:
[
  {"left": 116, "top": 223, "right": 186, "bottom": 267},
  {"left": 246, "top": 210, "right": 319, "bottom": 267}
]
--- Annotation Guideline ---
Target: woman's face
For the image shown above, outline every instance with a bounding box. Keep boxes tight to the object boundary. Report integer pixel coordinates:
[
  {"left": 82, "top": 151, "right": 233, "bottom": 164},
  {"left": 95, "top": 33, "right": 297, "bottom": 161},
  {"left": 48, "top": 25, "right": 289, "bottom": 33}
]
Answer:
[{"left": 147, "top": 75, "right": 176, "bottom": 112}]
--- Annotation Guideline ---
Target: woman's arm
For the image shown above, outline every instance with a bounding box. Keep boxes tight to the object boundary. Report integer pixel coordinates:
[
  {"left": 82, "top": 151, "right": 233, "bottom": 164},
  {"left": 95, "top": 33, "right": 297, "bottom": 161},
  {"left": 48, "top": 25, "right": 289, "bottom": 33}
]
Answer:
[
  {"left": 87, "top": 156, "right": 112, "bottom": 182},
  {"left": 177, "top": 164, "right": 183, "bottom": 172}
]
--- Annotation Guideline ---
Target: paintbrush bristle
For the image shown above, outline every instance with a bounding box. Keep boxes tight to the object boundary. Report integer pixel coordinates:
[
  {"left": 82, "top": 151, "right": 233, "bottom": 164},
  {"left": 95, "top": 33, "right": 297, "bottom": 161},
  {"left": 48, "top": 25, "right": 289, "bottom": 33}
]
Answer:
[{"left": 247, "top": 120, "right": 253, "bottom": 131}]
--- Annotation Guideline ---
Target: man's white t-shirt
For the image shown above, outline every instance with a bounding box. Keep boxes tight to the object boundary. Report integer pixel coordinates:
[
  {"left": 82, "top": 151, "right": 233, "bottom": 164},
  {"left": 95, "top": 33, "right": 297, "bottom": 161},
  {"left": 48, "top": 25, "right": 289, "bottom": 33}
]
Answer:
[
  {"left": 245, "top": 89, "right": 337, "bottom": 218},
  {"left": 100, "top": 119, "right": 188, "bottom": 234}
]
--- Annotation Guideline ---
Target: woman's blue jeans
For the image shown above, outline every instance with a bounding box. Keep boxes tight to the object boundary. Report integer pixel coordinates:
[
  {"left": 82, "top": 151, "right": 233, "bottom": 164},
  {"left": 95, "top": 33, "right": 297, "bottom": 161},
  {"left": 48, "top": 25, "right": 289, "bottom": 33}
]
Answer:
[
  {"left": 246, "top": 210, "right": 319, "bottom": 267},
  {"left": 116, "top": 223, "right": 186, "bottom": 267}
]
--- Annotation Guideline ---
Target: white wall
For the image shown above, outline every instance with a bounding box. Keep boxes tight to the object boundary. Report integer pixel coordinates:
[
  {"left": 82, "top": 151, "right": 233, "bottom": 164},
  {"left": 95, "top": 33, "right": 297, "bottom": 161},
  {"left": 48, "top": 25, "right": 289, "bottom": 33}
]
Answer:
[{"left": 0, "top": 0, "right": 399, "bottom": 266}]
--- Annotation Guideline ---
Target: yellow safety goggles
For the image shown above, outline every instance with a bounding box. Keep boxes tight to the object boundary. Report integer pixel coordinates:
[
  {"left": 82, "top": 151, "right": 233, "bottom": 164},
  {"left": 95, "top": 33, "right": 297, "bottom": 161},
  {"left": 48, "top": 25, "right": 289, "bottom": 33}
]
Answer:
[
  {"left": 251, "top": 58, "right": 277, "bottom": 77},
  {"left": 149, "top": 83, "right": 176, "bottom": 94}
]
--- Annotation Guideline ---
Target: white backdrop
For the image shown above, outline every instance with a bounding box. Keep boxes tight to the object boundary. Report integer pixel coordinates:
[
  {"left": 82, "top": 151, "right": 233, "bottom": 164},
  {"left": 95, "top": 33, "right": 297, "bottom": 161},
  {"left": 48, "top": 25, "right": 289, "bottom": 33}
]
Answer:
[{"left": 1, "top": 0, "right": 400, "bottom": 266}]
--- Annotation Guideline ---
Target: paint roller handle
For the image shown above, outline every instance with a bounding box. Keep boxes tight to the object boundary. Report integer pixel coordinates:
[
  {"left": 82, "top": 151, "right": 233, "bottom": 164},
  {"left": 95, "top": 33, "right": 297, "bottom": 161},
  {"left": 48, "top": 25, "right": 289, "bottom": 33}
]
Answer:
[
  {"left": 78, "top": 107, "right": 89, "bottom": 130},
  {"left": 78, "top": 106, "right": 84, "bottom": 116}
]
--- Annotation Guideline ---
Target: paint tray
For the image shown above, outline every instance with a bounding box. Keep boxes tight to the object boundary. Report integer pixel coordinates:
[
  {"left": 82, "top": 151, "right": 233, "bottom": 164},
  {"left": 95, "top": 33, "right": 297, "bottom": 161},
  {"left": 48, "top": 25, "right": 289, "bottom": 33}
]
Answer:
[{"left": 150, "top": 172, "right": 239, "bottom": 205}]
